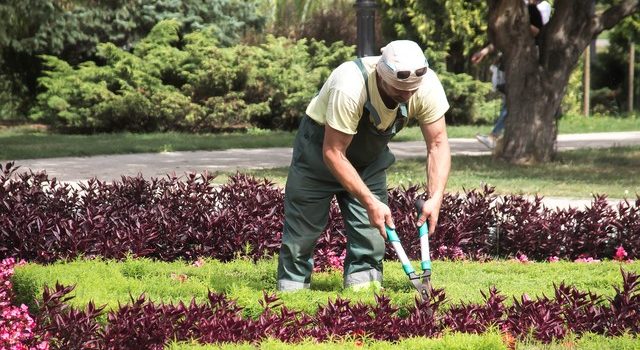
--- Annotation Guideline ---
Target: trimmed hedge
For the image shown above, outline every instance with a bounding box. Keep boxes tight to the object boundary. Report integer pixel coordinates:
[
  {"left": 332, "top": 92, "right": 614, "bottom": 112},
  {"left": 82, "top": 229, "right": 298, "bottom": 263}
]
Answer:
[{"left": 1, "top": 162, "right": 639, "bottom": 269}]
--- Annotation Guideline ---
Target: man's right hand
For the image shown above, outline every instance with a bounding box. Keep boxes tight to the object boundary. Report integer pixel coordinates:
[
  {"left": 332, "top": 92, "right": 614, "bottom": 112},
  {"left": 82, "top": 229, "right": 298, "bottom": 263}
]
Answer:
[
  {"left": 323, "top": 126, "right": 395, "bottom": 240},
  {"left": 365, "top": 196, "right": 394, "bottom": 240}
]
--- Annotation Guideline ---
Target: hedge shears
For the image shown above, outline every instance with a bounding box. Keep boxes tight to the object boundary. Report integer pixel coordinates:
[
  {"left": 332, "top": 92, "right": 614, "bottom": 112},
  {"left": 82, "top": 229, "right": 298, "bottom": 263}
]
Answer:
[{"left": 385, "top": 198, "right": 431, "bottom": 301}]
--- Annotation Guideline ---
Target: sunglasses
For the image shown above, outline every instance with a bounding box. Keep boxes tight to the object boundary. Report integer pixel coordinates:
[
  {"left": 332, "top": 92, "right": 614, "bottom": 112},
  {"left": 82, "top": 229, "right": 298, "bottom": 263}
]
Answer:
[{"left": 383, "top": 60, "right": 428, "bottom": 80}]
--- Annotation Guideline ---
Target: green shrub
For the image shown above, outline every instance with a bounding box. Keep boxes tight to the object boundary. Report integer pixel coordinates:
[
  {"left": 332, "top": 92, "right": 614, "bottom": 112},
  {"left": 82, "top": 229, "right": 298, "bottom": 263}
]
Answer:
[
  {"left": 437, "top": 71, "right": 497, "bottom": 125},
  {"left": 30, "top": 20, "right": 354, "bottom": 133},
  {"left": 560, "top": 56, "right": 585, "bottom": 117},
  {"left": 244, "top": 36, "right": 354, "bottom": 130},
  {"left": 0, "top": 71, "right": 29, "bottom": 121}
]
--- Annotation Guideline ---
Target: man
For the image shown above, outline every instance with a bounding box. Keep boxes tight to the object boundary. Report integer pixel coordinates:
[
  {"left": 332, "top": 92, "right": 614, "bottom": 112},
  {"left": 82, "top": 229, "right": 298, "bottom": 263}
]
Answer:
[{"left": 277, "top": 40, "right": 451, "bottom": 291}]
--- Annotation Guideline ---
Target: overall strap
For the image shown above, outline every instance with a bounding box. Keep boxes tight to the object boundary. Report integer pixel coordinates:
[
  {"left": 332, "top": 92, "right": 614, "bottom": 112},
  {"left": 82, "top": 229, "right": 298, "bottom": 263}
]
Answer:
[
  {"left": 393, "top": 103, "right": 408, "bottom": 133},
  {"left": 353, "top": 58, "right": 383, "bottom": 126}
]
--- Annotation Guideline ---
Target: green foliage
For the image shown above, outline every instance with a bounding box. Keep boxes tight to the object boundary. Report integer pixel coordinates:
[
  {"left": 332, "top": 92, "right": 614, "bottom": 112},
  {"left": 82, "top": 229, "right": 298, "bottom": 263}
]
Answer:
[
  {"left": 561, "top": 57, "right": 584, "bottom": 117},
  {"left": 30, "top": 20, "right": 355, "bottom": 132},
  {"left": 0, "top": 0, "right": 267, "bottom": 127},
  {"left": 0, "top": 71, "right": 30, "bottom": 121},
  {"left": 168, "top": 332, "right": 507, "bottom": 349},
  {"left": 260, "top": 0, "right": 339, "bottom": 34},
  {"left": 437, "top": 71, "right": 497, "bottom": 125},
  {"left": 258, "top": 0, "right": 359, "bottom": 47},
  {"left": 377, "top": 0, "right": 487, "bottom": 73},
  {"left": 12, "top": 258, "right": 640, "bottom": 318},
  {"left": 591, "top": 13, "right": 640, "bottom": 115},
  {"left": 245, "top": 36, "right": 354, "bottom": 130},
  {"left": 1, "top": 0, "right": 266, "bottom": 59}
]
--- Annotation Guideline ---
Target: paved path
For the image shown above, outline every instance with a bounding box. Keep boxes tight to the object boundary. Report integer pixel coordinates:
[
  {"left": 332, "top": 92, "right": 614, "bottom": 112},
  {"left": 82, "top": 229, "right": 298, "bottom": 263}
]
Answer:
[
  {"left": 3, "top": 131, "right": 639, "bottom": 209},
  {"left": 4, "top": 131, "right": 640, "bottom": 183}
]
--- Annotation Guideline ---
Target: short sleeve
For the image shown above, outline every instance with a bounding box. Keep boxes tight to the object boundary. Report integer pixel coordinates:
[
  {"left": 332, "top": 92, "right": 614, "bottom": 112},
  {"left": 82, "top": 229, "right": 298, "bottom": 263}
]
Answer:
[
  {"left": 325, "top": 88, "right": 362, "bottom": 135},
  {"left": 410, "top": 70, "right": 450, "bottom": 125}
]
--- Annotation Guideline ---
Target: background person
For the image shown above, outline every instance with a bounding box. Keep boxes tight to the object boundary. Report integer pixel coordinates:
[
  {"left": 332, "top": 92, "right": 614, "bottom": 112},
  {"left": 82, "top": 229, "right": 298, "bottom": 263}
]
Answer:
[
  {"left": 277, "top": 40, "right": 451, "bottom": 291},
  {"left": 472, "top": 2, "right": 544, "bottom": 149}
]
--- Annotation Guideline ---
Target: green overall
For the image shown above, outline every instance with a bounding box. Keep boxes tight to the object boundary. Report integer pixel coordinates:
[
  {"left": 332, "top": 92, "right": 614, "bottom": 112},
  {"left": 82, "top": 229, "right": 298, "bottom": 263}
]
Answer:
[{"left": 277, "top": 59, "right": 408, "bottom": 291}]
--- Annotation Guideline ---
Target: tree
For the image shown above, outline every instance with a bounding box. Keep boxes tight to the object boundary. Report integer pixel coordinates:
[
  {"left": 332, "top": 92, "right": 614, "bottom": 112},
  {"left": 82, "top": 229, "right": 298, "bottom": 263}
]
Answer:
[
  {"left": 0, "top": 0, "right": 267, "bottom": 120},
  {"left": 377, "top": 0, "right": 488, "bottom": 73},
  {"left": 489, "top": 0, "right": 639, "bottom": 164}
]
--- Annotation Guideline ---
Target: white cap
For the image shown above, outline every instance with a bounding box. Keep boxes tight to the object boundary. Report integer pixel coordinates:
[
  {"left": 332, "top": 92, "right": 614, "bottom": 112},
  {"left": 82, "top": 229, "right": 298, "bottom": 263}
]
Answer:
[{"left": 376, "top": 40, "right": 429, "bottom": 91}]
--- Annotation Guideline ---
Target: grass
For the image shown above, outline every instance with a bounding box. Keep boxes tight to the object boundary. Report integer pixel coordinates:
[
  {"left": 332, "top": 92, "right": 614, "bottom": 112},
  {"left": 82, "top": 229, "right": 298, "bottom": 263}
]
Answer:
[
  {"left": 12, "top": 257, "right": 640, "bottom": 318},
  {"left": 165, "top": 333, "right": 640, "bottom": 349},
  {"left": 0, "top": 128, "right": 297, "bottom": 160},
  {"left": 166, "top": 333, "right": 640, "bottom": 350},
  {"left": 12, "top": 258, "right": 639, "bottom": 349},
  {"left": 168, "top": 333, "right": 509, "bottom": 349},
  {"left": 0, "top": 115, "right": 637, "bottom": 160},
  {"left": 221, "top": 146, "right": 640, "bottom": 199}
]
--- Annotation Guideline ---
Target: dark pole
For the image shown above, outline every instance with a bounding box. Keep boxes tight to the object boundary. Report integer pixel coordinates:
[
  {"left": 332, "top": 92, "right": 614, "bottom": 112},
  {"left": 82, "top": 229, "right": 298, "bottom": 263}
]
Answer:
[{"left": 354, "top": 0, "right": 377, "bottom": 57}]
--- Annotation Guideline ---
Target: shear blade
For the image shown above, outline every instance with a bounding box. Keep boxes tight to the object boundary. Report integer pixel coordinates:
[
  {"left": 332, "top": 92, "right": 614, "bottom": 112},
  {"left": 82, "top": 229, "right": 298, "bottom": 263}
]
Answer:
[{"left": 411, "top": 279, "right": 430, "bottom": 301}]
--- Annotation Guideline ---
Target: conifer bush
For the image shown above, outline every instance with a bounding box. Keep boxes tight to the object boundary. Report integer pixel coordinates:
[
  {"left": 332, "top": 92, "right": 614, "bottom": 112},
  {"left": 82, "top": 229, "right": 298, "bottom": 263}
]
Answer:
[{"left": 29, "top": 21, "right": 355, "bottom": 133}]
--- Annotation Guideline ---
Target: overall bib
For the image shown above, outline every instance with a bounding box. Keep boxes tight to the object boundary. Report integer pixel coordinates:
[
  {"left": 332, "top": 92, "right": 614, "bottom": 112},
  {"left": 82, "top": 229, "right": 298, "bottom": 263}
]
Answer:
[{"left": 277, "top": 59, "right": 408, "bottom": 291}]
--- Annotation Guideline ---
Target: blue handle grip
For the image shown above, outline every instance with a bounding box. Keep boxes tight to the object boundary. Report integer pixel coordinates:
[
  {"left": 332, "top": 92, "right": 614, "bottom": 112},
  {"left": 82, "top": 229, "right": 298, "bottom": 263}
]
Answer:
[
  {"left": 385, "top": 226, "right": 399, "bottom": 242},
  {"left": 418, "top": 223, "right": 428, "bottom": 238}
]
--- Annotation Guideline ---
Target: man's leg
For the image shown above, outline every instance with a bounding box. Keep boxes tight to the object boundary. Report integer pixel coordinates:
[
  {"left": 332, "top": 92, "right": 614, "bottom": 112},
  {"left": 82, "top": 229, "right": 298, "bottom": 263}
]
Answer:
[
  {"left": 337, "top": 152, "right": 393, "bottom": 289},
  {"left": 277, "top": 116, "right": 339, "bottom": 291},
  {"left": 277, "top": 170, "right": 334, "bottom": 291}
]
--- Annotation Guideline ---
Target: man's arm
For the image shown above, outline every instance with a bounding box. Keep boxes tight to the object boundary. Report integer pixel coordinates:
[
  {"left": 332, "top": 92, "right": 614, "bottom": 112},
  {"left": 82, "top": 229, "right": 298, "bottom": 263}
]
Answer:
[
  {"left": 322, "top": 125, "right": 394, "bottom": 238},
  {"left": 417, "top": 116, "right": 451, "bottom": 234}
]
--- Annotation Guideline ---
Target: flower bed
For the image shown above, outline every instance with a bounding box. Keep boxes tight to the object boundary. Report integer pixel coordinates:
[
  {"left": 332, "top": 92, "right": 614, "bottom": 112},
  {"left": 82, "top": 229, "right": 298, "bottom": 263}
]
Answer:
[
  {"left": 1, "top": 162, "right": 639, "bottom": 348},
  {"left": 1, "top": 162, "right": 638, "bottom": 271},
  {"left": 3, "top": 257, "right": 640, "bottom": 348},
  {"left": 0, "top": 258, "right": 49, "bottom": 349}
]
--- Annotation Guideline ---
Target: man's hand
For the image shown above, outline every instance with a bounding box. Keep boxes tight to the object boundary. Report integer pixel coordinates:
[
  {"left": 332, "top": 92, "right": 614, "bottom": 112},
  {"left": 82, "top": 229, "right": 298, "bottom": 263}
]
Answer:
[
  {"left": 416, "top": 197, "right": 442, "bottom": 235},
  {"left": 364, "top": 196, "right": 394, "bottom": 239},
  {"left": 322, "top": 125, "right": 394, "bottom": 239}
]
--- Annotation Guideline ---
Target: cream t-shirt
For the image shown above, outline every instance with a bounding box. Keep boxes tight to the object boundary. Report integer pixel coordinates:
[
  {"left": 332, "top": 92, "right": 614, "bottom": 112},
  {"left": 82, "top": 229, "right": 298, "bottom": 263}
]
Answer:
[{"left": 305, "top": 56, "right": 450, "bottom": 135}]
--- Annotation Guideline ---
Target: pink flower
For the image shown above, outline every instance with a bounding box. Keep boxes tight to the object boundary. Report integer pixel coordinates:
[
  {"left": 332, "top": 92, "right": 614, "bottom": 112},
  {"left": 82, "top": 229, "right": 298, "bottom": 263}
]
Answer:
[
  {"left": 192, "top": 258, "right": 205, "bottom": 267},
  {"left": 614, "top": 246, "right": 628, "bottom": 261},
  {"left": 0, "top": 258, "right": 50, "bottom": 349},
  {"left": 574, "top": 257, "right": 600, "bottom": 263},
  {"left": 517, "top": 254, "right": 530, "bottom": 263},
  {"left": 451, "top": 247, "right": 466, "bottom": 261},
  {"left": 547, "top": 256, "right": 560, "bottom": 262}
]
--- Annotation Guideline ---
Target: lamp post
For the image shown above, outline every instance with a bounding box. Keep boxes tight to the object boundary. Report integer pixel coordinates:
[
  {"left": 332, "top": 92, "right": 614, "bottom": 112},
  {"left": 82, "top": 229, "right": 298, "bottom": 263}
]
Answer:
[{"left": 354, "top": 0, "right": 377, "bottom": 57}]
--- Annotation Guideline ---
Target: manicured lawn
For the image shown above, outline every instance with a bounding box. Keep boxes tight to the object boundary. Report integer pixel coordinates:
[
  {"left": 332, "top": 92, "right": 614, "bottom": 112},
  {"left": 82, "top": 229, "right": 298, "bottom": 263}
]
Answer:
[
  {"left": 13, "top": 258, "right": 639, "bottom": 317},
  {"left": 0, "top": 128, "right": 297, "bottom": 160},
  {"left": 12, "top": 258, "right": 640, "bottom": 349}
]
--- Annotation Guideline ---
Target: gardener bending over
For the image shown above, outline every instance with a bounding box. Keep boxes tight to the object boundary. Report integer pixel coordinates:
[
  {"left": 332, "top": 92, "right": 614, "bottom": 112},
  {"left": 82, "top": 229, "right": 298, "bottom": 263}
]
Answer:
[{"left": 277, "top": 40, "right": 451, "bottom": 291}]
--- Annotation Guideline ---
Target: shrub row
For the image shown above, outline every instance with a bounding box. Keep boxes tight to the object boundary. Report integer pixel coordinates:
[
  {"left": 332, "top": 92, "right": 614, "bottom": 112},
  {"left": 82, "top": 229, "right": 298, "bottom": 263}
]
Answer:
[
  {"left": 29, "top": 19, "right": 495, "bottom": 133},
  {"left": 30, "top": 20, "right": 355, "bottom": 133},
  {"left": 2, "top": 258, "right": 638, "bottom": 348},
  {"left": 1, "top": 162, "right": 639, "bottom": 269}
]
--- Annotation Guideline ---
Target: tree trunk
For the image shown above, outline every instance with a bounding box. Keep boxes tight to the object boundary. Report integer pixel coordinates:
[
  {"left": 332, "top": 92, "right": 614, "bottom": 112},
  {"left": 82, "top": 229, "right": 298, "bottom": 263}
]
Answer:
[
  {"left": 487, "top": 0, "right": 639, "bottom": 164},
  {"left": 629, "top": 42, "right": 635, "bottom": 112}
]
